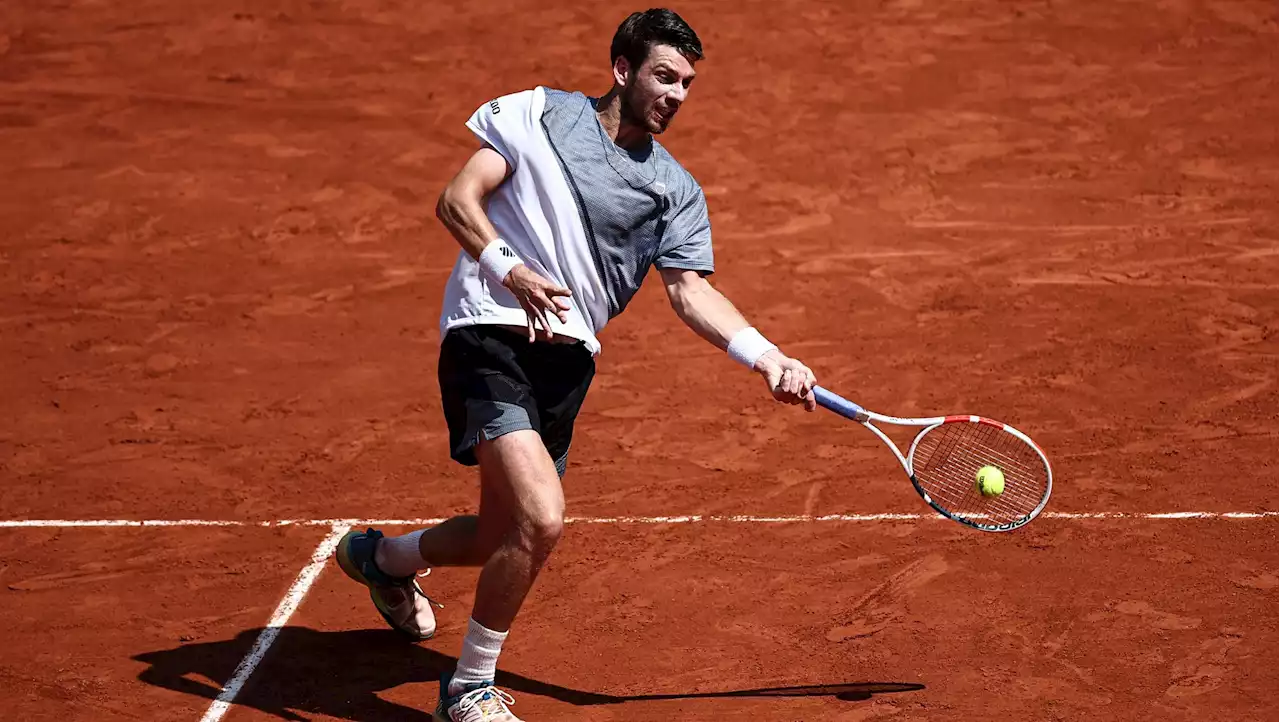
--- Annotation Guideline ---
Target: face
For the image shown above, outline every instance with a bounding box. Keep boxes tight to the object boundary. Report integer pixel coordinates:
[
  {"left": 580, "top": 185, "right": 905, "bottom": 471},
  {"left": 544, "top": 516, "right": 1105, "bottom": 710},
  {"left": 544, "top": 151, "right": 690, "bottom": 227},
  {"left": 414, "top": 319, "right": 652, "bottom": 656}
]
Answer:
[{"left": 615, "top": 44, "right": 697, "bottom": 134}]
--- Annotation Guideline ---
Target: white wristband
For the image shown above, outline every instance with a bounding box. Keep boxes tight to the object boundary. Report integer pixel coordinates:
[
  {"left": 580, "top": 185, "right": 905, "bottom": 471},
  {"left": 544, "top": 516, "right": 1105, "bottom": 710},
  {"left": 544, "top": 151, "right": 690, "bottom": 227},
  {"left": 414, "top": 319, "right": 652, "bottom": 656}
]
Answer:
[
  {"left": 477, "top": 239, "right": 524, "bottom": 287},
  {"left": 727, "top": 327, "right": 778, "bottom": 369}
]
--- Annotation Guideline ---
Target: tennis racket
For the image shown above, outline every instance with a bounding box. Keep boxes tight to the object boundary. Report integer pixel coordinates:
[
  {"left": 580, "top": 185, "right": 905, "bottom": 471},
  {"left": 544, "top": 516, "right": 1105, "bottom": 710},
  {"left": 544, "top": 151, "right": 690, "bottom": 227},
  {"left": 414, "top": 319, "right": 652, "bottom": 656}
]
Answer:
[{"left": 813, "top": 386, "right": 1052, "bottom": 532}]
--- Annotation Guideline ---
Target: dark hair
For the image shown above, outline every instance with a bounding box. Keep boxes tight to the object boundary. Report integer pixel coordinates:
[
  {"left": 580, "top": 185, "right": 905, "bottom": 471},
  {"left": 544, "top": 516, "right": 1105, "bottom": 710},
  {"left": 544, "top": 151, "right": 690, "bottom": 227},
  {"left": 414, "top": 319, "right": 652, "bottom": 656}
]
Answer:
[{"left": 610, "top": 8, "right": 703, "bottom": 70}]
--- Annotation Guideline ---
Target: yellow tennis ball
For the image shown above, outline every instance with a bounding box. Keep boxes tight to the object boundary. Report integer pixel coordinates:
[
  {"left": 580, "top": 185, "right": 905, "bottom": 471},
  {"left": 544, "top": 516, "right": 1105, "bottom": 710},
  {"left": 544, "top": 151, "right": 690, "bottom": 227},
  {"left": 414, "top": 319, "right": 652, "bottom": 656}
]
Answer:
[{"left": 976, "top": 465, "right": 1005, "bottom": 496}]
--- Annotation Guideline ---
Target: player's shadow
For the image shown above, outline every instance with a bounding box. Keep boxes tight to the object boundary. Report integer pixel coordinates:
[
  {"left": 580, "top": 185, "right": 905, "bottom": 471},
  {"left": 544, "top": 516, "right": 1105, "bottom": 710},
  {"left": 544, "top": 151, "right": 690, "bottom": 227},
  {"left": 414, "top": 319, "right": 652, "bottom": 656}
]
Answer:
[{"left": 133, "top": 626, "right": 924, "bottom": 721}]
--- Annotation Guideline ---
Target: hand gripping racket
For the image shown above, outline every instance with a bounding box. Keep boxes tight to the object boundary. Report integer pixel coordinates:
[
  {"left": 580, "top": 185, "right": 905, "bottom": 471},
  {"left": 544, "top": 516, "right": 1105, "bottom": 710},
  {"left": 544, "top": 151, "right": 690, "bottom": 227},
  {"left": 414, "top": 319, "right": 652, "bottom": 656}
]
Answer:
[{"left": 813, "top": 386, "right": 1052, "bottom": 532}]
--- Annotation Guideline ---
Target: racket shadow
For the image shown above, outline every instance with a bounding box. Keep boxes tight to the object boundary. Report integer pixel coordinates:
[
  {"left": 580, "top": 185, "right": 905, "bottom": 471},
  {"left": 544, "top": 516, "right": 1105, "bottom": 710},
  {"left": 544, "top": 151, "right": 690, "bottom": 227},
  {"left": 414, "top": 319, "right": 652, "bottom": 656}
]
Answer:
[
  {"left": 610, "top": 682, "right": 927, "bottom": 703},
  {"left": 133, "top": 626, "right": 924, "bottom": 720}
]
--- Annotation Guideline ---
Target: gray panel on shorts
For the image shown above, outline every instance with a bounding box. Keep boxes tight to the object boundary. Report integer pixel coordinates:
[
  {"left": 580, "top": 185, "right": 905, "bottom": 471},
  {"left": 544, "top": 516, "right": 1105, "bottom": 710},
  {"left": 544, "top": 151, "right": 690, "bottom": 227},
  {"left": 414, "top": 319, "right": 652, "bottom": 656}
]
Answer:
[
  {"left": 541, "top": 89, "right": 714, "bottom": 320},
  {"left": 464, "top": 398, "right": 572, "bottom": 478},
  {"left": 465, "top": 399, "right": 534, "bottom": 449}
]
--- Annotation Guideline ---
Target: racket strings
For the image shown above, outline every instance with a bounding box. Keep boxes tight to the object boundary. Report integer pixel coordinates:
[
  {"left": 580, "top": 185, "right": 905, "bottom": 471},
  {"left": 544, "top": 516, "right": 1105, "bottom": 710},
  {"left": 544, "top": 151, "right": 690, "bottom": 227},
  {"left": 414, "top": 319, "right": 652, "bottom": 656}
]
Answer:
[
  {"left": 929, "top": 445, "right": 1042, "bottom": 507},
  {"left": 916, "top": 428, "right": 1045, "bottom": 517},
  {"left": 910, "top": 421, "right": 1049, "bottom": 526},
  {"left": 924, "top": 436, "right": 1043, "bottom": 512}
]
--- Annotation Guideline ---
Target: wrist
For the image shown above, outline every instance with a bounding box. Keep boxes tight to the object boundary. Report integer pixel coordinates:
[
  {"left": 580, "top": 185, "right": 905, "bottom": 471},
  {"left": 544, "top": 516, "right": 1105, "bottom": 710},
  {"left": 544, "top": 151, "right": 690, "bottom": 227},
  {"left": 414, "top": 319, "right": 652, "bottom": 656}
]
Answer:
[
  {"left": 477, "top": 239, "right": 524, "bottom": 287},
  {"left": 726, "top": 327, "right": 778, "bottom": 369}
]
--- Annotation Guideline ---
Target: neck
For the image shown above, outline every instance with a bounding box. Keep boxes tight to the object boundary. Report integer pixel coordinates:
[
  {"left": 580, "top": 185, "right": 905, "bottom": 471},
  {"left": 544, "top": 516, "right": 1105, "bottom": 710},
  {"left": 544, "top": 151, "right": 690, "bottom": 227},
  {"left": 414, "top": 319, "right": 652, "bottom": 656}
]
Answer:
[{"left": 595, "top": 89, "right": 650, "bottom": 151}]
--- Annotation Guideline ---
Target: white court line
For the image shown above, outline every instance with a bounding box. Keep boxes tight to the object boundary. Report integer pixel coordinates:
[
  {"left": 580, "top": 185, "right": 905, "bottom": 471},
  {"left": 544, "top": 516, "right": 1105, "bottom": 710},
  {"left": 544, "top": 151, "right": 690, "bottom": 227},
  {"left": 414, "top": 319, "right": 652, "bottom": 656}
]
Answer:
[
  {"left": 0, "top": 511, "right": 1271, "bottom": 721},
  {"left": 198, "top": 522, "right": 350, "bottom": 722},
  {"left": 0, "top": 511, "right": 1276, "bottom": 528}
]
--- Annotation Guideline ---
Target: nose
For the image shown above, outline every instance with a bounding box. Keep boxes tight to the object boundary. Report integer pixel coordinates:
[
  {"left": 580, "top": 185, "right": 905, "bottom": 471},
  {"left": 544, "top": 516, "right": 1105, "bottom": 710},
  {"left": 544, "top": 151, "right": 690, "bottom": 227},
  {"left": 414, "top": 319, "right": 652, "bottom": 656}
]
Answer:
[{"left": 668, "top": 84, "right": 687, "bottom": 105}]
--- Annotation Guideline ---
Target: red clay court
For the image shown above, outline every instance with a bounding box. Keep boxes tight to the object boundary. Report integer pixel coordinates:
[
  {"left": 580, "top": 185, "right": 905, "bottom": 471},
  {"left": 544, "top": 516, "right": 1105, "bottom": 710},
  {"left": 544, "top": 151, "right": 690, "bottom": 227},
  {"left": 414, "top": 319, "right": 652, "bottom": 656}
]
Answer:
[{"left": 1, "top": 1, "right": 1276, "bottom": 720}]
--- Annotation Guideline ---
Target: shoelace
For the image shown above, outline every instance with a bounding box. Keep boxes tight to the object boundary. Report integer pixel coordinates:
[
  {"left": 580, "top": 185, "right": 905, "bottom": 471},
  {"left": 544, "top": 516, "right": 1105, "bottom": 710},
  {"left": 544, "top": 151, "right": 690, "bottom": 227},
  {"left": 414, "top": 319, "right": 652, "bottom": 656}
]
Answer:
[
  {"left": 455, "top": 685, "right": 517, "bottom": 720},
  {"left": 412, "top": 569, "right": 444, "bottom": 610}
]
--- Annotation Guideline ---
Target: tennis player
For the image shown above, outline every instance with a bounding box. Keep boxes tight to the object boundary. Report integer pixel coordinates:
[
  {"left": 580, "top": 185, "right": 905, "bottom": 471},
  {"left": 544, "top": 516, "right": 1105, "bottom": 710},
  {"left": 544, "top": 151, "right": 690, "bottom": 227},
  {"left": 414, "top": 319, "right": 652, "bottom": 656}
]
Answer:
[{"left": 335, "top": 9, "right": 817, "bottom": 721}]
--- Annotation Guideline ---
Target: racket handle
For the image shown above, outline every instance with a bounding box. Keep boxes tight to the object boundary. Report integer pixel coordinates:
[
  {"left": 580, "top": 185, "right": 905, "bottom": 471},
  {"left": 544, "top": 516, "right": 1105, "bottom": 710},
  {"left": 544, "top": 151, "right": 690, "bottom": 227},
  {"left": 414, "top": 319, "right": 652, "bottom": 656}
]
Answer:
[{"left": 813, "top": 386, "right": 866, "bottom": 420}]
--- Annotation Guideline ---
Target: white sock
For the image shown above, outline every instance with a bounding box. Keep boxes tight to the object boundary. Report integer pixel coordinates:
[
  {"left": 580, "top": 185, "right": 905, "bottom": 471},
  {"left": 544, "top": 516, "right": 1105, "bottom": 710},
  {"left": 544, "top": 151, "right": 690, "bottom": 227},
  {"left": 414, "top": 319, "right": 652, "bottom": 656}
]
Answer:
[
  {"left": 373, "top": 529, "right": 428, "bottom": 578},
  {"left": 448, "top": 618, "right": 509, "bottom": 696}
]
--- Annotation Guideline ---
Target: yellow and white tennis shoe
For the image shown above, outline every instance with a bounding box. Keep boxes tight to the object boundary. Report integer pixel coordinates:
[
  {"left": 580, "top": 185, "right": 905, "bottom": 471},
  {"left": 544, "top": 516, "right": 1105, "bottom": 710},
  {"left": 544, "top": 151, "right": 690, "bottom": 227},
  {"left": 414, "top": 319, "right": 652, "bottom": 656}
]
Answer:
[
  {"left": 334, "top": 527, "right": 440, "bottom": 640},
  {"left": 434, "top": 682, "right": 523, "bottom": 722}
]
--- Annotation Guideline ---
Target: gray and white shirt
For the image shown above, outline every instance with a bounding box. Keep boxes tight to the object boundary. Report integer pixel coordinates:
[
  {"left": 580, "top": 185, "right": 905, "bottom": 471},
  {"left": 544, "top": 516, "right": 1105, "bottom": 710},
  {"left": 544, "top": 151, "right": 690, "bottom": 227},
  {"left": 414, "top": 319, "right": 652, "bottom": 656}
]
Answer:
[{"left": 439, "top": 87, "right": 714, "bottom": 355}]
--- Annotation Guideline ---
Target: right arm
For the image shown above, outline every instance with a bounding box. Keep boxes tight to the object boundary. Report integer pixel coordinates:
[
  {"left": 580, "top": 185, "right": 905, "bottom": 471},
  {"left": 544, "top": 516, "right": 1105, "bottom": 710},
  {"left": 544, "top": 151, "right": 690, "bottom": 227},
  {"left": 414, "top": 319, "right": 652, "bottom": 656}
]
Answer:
[
  {"left": 434, "top": 145, "right": 509, "bottom": 260},
  {"left": 435, "top": 146, "right": 572, "bottom": 341}
]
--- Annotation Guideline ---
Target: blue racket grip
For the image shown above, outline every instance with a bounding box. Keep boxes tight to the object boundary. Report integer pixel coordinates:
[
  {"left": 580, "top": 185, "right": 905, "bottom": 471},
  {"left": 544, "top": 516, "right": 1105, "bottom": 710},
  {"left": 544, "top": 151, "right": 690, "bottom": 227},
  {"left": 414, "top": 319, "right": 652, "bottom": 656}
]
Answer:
[{"left": 813, "top": 386, "right": 866, "bottom": 420}]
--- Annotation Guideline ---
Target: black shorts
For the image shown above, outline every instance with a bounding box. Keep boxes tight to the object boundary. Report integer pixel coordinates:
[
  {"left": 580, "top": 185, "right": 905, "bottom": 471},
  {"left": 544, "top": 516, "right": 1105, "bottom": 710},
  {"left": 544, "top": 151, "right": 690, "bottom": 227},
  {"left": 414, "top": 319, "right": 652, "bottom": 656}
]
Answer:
[{"left": 438, "top": 325, "right": 595, "bottom": 477}]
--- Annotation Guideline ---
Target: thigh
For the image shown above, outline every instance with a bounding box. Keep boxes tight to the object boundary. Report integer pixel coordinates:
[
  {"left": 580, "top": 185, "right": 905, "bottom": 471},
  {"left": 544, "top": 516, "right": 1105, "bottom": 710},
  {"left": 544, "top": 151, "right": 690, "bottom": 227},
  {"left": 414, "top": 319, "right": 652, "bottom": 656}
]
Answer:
[{"left": 474, "top": 429, "right": 564, "bottom": 527}]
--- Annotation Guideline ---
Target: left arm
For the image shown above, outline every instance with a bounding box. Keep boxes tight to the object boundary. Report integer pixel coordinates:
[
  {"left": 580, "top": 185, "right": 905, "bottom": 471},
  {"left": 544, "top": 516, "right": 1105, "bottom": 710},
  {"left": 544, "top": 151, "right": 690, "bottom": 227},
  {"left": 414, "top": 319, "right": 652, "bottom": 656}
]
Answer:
[{"left": 660, "top": 268, "right": 817, "bottom": 411}]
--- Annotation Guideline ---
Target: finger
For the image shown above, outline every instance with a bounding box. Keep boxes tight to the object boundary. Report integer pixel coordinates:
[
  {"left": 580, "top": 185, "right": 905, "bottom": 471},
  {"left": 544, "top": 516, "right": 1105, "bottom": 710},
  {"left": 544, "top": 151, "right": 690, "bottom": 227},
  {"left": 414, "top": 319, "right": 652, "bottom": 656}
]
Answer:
[
  {"left": 778, "top": 372, "right": 800, "bottom": 403},
  {"left": 804, "top": 391, "right": 817, "bottom": 412},
  {"left": 770, "top": 372, "right": 785, "bottom": 395},
  {"left": 546, "top": 285, "right": 573, "bottom": 298},
  {"left": 785, "top": 369, "right": 802, "bottom": 396},
  {"left": 525, "top": 291, "right": 552, "bottom": 338},
  {"left": 533, "top": 289, "right": 558, "bottom": 312},
  {"left": 544, "top": 294, "right": 571, "bottom": 322},
  {"left": 534, "top": 304, "right": 554, "bottom": 341},
  {"left": 520, "top": 297, "right": 549, "bottom": 341}
]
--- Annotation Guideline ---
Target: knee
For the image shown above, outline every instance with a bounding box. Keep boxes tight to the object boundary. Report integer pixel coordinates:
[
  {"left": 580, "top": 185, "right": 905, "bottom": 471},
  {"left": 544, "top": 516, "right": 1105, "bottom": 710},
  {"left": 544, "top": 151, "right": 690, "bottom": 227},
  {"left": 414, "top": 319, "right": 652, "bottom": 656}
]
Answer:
[{"left": 514, "top": 500, "right": 564, "bottom": 557}]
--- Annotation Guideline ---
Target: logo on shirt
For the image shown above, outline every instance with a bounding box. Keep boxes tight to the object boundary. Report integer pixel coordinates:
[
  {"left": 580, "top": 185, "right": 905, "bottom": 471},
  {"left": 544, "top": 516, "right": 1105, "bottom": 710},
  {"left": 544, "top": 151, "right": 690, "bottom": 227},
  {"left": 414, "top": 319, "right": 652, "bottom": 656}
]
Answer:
[{"left": 489, "top": 100, "right": 501, "bottom": 115}]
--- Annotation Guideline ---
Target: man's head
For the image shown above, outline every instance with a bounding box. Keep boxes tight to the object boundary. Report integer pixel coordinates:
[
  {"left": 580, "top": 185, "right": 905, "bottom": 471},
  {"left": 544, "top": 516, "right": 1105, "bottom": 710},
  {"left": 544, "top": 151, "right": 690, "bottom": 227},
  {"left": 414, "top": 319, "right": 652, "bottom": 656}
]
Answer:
[{"left": 609, "top": 9, "right": 703, "bottom": 134}]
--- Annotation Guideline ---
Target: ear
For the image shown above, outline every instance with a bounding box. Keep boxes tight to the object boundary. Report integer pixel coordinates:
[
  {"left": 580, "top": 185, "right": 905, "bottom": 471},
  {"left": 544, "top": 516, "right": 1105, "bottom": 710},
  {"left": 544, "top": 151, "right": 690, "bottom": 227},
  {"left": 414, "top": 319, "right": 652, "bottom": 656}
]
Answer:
[{"left": 611, "top": 56, "right": 631, "bottom": 87}]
